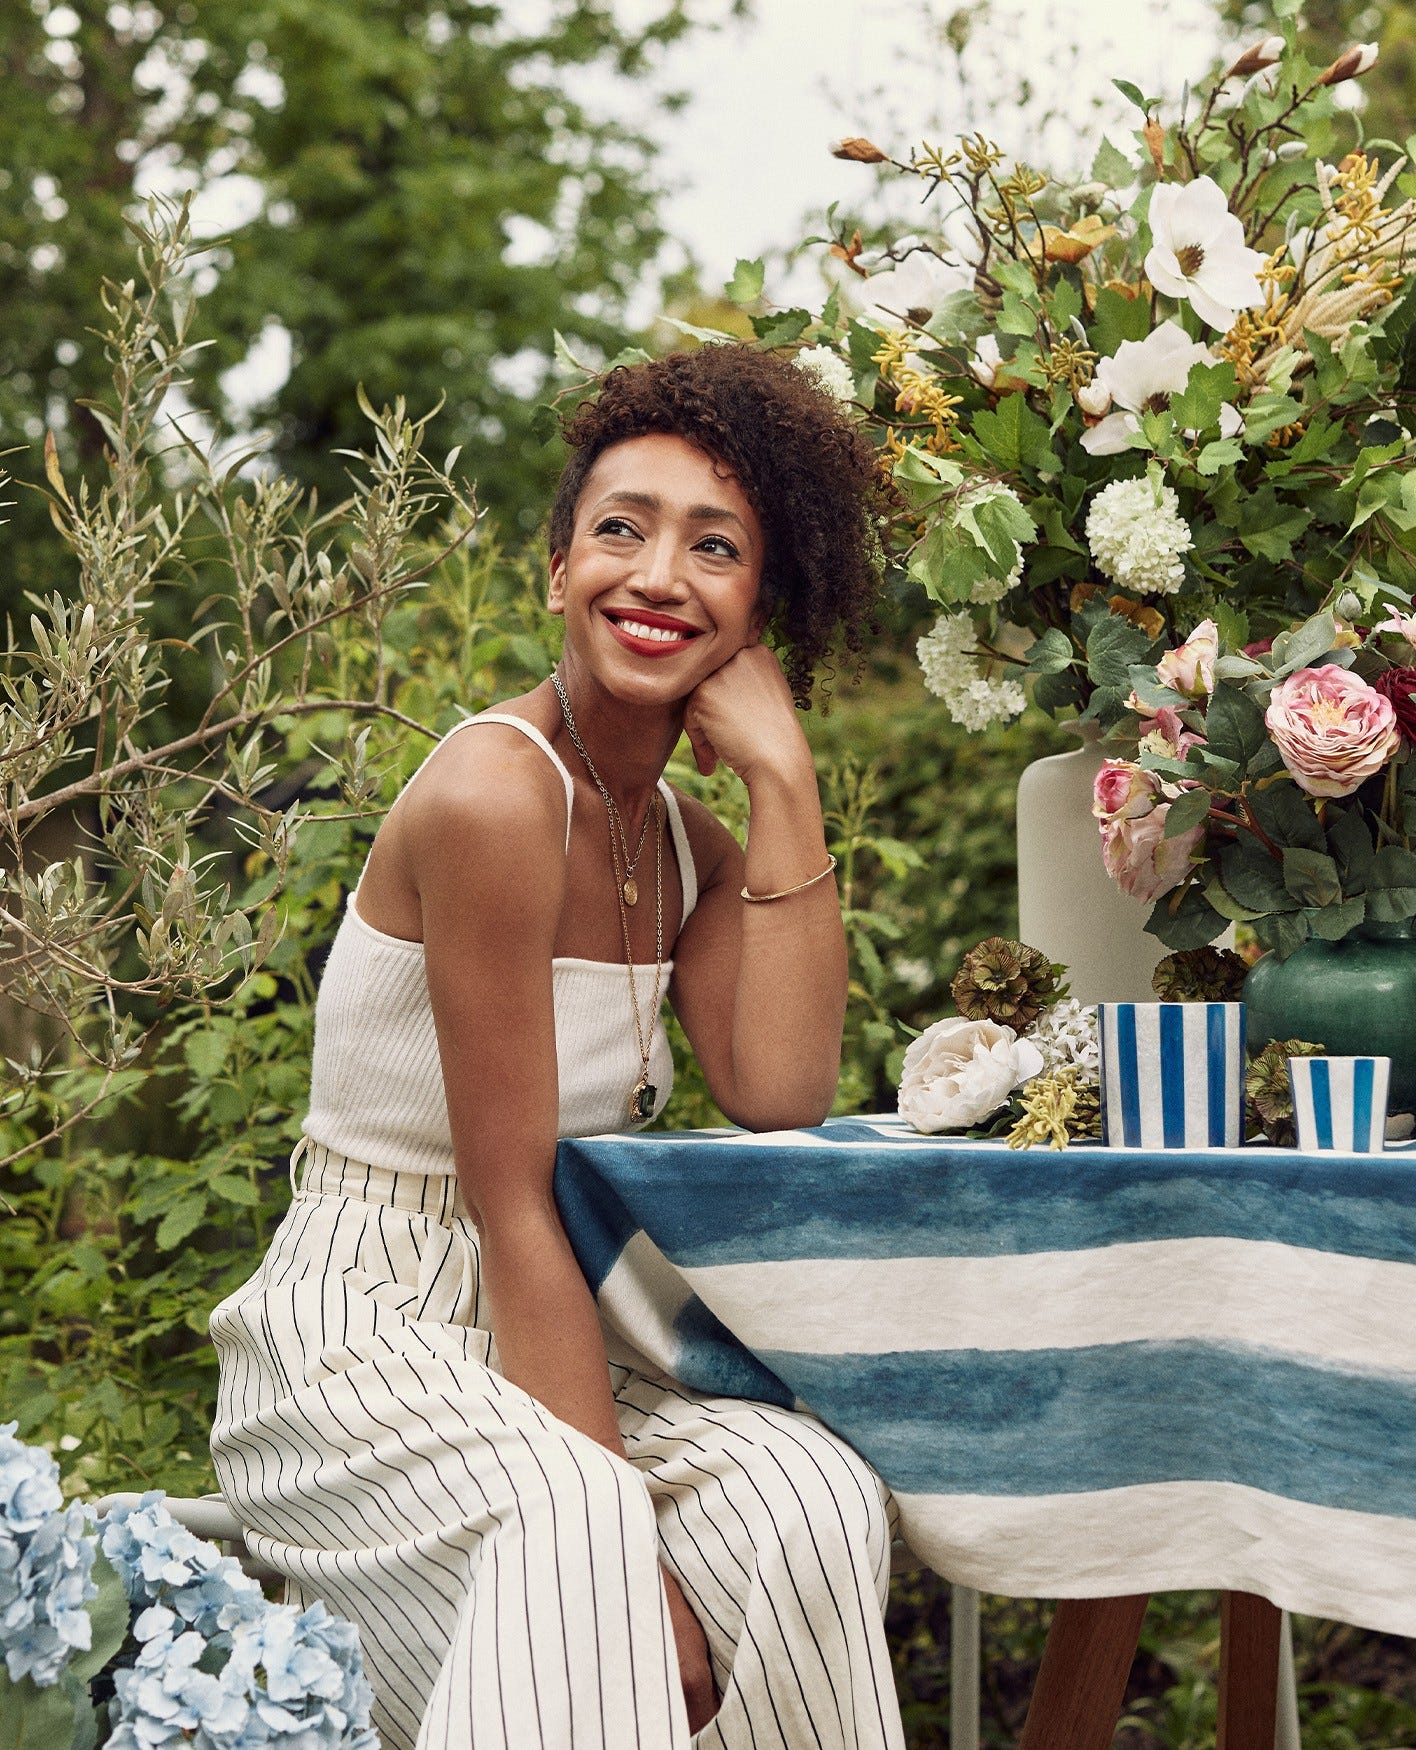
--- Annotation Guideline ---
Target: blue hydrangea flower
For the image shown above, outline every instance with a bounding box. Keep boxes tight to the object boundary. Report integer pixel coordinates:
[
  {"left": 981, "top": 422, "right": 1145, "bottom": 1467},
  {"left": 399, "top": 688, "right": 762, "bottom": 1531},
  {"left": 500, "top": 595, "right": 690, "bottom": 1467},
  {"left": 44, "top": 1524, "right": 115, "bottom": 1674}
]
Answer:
[
  {"left": 99, "top": 1492, "right": 265, "bottom": 1638},
  {"left": 106, "top": 1603, "right": 378, "bottom": 1749},
  {"left": 0, "top": 1422, "right": 99, "bottom": 1687}
]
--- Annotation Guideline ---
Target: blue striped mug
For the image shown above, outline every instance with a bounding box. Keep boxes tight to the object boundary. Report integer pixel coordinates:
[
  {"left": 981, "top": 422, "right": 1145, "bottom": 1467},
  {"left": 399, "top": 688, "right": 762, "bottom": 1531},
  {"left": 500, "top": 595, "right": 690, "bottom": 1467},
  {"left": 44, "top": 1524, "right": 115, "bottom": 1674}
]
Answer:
[
  {"left": 1287, "top": 1055, "right": 1390, "bottom": 1154},
  {"left": 1098, "top": 1002, "right": 1247, "bottom": 1149}
]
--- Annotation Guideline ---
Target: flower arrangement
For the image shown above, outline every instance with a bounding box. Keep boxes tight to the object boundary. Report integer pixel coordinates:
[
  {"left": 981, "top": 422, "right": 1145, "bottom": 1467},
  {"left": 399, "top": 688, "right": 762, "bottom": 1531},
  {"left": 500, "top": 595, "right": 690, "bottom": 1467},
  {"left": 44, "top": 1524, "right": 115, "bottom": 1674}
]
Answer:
[
  {"left": 898, "top": 938, "right": 1105, "bottom": 1147},
  {"left": 804, "top": 15, "right": 1416, "bottom": 733},
  {"left": 0, "top": 1424, "right": 378, "bottom": 1749},
  {"left": 1093, "top": 605, "right": 1416, "bottom": 955}
]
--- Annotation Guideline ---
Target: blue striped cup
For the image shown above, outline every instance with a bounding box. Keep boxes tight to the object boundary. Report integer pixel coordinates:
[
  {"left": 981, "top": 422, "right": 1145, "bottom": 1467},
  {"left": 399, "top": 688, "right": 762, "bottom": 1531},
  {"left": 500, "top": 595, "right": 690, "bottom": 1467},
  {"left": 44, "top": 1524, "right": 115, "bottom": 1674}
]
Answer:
[
  {"left": 1098, "top": 1002, "right": 1247, "bottom": 1149},
  {"left": 1288, "top": 1055, "right": 1390, "bottom": 1154}
]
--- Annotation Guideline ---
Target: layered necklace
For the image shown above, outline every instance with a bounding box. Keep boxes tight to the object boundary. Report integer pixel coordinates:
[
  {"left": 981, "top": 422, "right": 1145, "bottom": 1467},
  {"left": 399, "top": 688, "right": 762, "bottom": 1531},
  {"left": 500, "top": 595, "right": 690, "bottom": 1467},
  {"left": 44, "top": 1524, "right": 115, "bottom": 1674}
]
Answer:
[{"left": 551, "top": 671, "right": 665, "bottom": 1126}]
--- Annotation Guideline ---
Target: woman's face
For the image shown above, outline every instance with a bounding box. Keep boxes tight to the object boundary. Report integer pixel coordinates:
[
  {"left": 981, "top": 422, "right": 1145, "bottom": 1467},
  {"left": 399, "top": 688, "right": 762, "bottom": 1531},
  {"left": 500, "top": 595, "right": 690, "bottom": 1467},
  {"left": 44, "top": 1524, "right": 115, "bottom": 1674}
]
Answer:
[{"left": 548, "top": 433, "right": 766, "bottom": 706}]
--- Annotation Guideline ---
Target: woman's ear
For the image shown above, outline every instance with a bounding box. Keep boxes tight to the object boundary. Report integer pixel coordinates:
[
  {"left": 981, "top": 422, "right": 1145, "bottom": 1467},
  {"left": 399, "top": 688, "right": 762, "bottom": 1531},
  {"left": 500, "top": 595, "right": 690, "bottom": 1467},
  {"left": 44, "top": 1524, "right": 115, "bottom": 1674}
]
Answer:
[{"left": 547, "top": 551, "right": 567, "bottom": 616}]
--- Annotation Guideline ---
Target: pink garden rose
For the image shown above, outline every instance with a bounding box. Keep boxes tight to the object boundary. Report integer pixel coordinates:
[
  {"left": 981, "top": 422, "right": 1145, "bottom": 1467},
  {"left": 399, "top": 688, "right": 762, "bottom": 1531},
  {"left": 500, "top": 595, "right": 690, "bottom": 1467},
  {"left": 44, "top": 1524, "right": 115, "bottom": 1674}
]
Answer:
[
  {"left": 1093, "top": 758, "right": 1160, "bottom": 823},
  {"left": 1155, "top": 618, "right": 1218, "bottom": 699},
  {"left": 1265, "top": 664, "right": 1400, "bottom": 798},
  {"left": 1100, "top": 805, "right": 1205, "bottom": 903}
]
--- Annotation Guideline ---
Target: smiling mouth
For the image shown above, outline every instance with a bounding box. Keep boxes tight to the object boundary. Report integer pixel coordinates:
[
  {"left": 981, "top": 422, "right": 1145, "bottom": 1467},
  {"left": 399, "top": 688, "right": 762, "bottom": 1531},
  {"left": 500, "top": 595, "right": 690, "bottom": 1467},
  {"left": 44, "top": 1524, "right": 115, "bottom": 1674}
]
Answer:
[{"left": 604, "top": 611, "right": 704, "bottom": 646}]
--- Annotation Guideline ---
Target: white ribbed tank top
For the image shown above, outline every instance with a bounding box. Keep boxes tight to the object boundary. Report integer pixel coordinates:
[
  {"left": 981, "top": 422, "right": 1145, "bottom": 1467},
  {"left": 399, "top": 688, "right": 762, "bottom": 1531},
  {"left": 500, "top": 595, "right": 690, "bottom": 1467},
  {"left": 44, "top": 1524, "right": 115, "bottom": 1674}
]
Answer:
[{"left": 302, "top": 712, "right": 698, "bottom": 1174}]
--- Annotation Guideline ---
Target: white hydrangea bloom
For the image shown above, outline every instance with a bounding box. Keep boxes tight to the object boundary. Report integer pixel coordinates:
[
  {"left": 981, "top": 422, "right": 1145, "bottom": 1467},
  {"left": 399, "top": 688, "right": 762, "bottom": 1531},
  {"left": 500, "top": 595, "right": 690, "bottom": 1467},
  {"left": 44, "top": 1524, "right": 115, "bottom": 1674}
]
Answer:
[
  {"left": 916, "top": 613, "right": 1027, "bottom": 731},
  {"left": 795, "top": 345, "right": 856, "bottom": 405},
  {"left": 1085, "top": 476, "right": 1193, "bottom": 596},
  {"left": 1026, "top": 999, "right": 1100, "bottom": 1079},
  {"left": 959, "top": 481, "right": 1026, "bottom": 603}
]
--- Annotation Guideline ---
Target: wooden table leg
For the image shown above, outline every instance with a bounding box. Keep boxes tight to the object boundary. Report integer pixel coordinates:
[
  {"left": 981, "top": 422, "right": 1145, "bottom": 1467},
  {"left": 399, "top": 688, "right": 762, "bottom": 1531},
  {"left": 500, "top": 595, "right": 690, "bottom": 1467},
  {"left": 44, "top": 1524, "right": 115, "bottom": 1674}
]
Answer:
[
  {"left": 1018, "top": 1593, "right": 1150, "bottom": 1750},
  {"left": 1217, "top": 1591, "right": 1282, "bottom": 1750}
]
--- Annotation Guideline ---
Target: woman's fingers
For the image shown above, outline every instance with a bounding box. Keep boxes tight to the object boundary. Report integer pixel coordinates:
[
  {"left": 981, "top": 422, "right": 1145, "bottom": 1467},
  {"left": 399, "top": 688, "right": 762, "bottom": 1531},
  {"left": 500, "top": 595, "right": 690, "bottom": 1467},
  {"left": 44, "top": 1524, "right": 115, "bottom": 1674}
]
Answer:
[
  {"left": 662, "top": 1566, "right": 719, "bottom": 1731},
  {"left": 685, "top": 715, "right": 720, "bottom": 776}
]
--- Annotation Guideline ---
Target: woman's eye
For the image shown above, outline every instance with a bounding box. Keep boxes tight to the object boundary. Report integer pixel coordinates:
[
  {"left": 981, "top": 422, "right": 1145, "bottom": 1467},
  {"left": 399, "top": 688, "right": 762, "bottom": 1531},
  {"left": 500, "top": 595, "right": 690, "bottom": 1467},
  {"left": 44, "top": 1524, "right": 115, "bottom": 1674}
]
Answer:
[
  {"left": 696, "top": 534, "right": 740, "bottom": 559},
  {"left": 595, "top": 517, "right": 639, "bottom": 538}
]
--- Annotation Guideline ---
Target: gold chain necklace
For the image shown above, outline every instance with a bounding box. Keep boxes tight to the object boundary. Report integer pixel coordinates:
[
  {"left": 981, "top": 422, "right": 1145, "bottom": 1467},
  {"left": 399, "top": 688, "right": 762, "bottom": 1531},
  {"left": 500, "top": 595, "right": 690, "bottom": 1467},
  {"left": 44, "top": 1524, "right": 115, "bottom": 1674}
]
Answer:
[
  {"left": 551, "top": 673, "right": 653, "bottom": 905},
  {"left": 551, "top": 672, "right": 666, "bottom": 1124}
]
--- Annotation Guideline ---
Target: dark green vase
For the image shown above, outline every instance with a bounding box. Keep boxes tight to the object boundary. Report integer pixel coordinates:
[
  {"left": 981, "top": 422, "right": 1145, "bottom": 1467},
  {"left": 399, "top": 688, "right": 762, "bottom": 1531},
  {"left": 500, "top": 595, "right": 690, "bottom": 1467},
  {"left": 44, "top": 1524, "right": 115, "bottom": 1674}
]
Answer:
[{"left": 1244, "top": 921, "right": 1416, "bottom": 1111}]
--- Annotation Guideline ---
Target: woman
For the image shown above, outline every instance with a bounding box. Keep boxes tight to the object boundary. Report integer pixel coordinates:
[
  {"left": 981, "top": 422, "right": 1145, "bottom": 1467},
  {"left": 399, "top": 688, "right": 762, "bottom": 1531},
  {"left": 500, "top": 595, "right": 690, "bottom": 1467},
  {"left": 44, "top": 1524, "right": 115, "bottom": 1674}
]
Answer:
[{"left": 209, "top": 344, "right": 904, "bottom": 1750}]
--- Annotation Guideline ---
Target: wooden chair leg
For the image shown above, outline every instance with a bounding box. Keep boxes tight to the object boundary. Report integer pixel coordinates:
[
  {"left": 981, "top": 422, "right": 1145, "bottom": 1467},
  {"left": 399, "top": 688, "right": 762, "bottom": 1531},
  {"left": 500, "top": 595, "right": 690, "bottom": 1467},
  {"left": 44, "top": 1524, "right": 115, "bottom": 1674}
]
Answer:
[
  {"left": 1018, "top": 1593, "right": 1150, "bottom": 1750},
  {"left": 1217, "top": 1591, "right": 1282, "bottom": 1750}
]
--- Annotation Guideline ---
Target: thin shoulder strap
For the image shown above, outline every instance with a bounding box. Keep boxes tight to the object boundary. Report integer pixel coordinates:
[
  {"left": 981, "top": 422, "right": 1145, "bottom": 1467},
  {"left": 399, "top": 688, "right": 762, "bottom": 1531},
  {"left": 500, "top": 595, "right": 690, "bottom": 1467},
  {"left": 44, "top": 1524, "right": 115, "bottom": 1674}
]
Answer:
[
  {"left": 404, "top": 712, "right": 575, "bottom": 852},
  {"left": 657, "top": 781, "right": 698, "bottom": 923},
  {"left": 466, "top": 713, "right": 576, "bottom": 853}
]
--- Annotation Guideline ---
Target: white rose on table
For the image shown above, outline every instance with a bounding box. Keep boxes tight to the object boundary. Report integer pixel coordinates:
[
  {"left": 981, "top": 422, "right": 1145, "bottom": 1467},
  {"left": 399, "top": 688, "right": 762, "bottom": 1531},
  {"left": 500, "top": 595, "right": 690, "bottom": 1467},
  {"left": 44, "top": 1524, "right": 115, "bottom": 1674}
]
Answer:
[{"left": 898, "top": 1017, "right": 1045, "bottom": 1133}]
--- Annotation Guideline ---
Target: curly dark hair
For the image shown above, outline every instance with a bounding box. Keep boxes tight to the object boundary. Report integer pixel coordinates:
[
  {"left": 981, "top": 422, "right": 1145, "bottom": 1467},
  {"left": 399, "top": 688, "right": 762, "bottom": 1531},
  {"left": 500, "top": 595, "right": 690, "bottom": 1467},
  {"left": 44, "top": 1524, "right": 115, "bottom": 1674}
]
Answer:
[{"left": 548, "top": 345, "right": 887, "bottom": 706}]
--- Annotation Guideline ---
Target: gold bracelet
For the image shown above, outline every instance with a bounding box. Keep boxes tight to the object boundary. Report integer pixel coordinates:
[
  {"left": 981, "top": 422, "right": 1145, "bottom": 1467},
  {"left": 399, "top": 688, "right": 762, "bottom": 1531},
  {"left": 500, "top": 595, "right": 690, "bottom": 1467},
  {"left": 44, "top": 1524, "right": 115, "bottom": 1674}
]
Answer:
[{"left": 741, "top": 854, "right": 838, "bottom": 904}]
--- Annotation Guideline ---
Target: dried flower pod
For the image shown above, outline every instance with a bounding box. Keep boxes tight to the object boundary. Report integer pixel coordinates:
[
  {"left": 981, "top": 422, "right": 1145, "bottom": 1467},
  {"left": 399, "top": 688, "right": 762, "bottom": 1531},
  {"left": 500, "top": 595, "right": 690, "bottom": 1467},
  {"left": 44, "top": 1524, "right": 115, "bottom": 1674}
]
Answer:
[
  {"left": 951, "top": 936, "right": 1059, "bottom": 1031},
  {"left": 1246, "top": 1038, "right": 1324, "bottom": 1145},
  {"left": 1152, "top": 946, "right": 1251, "bottom": 1004},
  {"left": 1143, "top": 115, "right": 1167, "bottom": 177},
  {"left": 831, "top": 137, "right": 889, "bottom": 164}
]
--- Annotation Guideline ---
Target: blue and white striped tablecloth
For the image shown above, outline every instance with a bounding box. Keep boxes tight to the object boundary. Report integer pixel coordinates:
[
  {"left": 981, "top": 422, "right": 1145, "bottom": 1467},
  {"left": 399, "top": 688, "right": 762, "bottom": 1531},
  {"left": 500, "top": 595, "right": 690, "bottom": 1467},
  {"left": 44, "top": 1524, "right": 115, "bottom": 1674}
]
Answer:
[{"left": 554, "top": 1114, "right": 1416, "bottom": 1637}]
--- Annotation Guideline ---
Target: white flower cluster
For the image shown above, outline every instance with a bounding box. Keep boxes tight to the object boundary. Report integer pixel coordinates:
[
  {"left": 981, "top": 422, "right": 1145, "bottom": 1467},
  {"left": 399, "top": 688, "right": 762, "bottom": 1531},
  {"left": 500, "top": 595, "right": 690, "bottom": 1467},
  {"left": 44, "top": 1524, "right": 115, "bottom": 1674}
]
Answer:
[
  {"left": 794, "top": 345, "right": 856, "bottom": 406},
  {"left": 916, "top": 612, "right": 1026, "bottom": 732},
  {"left": 1027, "top": 998, "right": 1099, "bottom": 1079},
  {"left": 1085, "top": 475, "right": 1193, "bottom": 596},
  {"left": 959, "top": 482, "right": 1025, "bottom": 603}
]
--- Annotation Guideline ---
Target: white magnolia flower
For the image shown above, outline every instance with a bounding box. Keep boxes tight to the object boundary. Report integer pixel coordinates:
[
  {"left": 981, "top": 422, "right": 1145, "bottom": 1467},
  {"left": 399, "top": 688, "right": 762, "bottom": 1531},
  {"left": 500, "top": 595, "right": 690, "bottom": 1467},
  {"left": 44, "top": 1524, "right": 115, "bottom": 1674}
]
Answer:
[
  {"left": 916, "top": 613, "right": 1027, "bottom": 730},
  {"left": 898, "top": 1016, "right": 1045, "bottom": 1133},
  {"left": 851, "top": 251, "right": 973, "bottom": 328},
  {"left": 1085, "top": 475, "right": 1194, "bottom": 596},
  {"left": 970, "top": 334, "right": 1004, "bottom": 387},
  {"left": 1145, "top": 176, "right": 1266, "bottom": 330},
  {"left": 1076, "top": 380, "right": 1113, "bottom": 418},
  {"left": 794, "top": 345, "right": 856, "bottom": 405},
  {"left": 1081, "top": 321, "right": 1211, "bottom": 456},
  {"left": 1026, "top": 999, "right": 1100, "bottom": 1080}
]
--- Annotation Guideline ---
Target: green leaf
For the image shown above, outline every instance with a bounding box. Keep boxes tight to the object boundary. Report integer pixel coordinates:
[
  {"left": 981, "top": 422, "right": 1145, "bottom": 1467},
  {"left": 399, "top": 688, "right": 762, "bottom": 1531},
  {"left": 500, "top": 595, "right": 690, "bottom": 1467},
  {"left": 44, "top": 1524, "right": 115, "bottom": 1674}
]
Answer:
[
  {"left": 1197, "top": 438, "right": 1244, "bottom": 476},
  {"left": 1163, "top": 786, "right": 1211, "bottom": 837},
  {"left": 1282, "top": 846, "right": 1342, "bottom": 907},
  {"left": 1170, "top": 360, "right": 1238, "bottom": 434},
  {"left": 1144, "top": 885, "right": 1228, "bottom": 950},
  {"left": 1248, "top": 780, "right": 1325, "bottom": 851},
  {"left": 970, "top": 393, "right": 1055, "bottom": 474},
  {"left": 1048, "top": 277, "right": 1082, "bottom": 334},
  {"left": 1307, "top": 896, "right": 1366, "bottom": 940},
  {"left": 1369, "top": 846, "right": 1416, "bottom": 920},
  {"left": 1325, "top": 806, "right": 1375, "bottom": 891},
  {"left": 0, "top": 1668, "right": 88, "bottom": 1750},
  {"left": 749, "top": 308, "right": 811, "bottom": 346},
  {"left": 1203, "top": 682, "right": 1268, "bottom": 769},
  {"left": 1090, "top": 287, "right": 1151, "bottom": 356},
  {"left": 67, "top": 1550, "right": 128, "bottom": 1684},
  {"left": 182, "top": 1026, "right": 230, "bottom": 1081},
  {"left": 1240, "top": 391, "right": 1303, "bottom": 445},
  {"left": 726, "top": 258, "right": 765, "bottom": 303},
  {"left": 209, "top": 1173, "right": 260, "bottom": 1205},
  {"left": 1024, "top": 628, "right": 1074, "bottom": 674},
  {"left": 1091, "top": 136, "right": 1136, "bottom": 187},
  {"left": 1218, "top": 841, "right": 1292, "bottom": 914},
  {"left": 1113, "top": 79, "right": 1155, "bottom": 113},
  {"left": 998, "top": 290, "right": 1038, "bottom": 337},
  {"left": 1085, "top": 614, "right": 1156, "bottom": 688},
  {"left": 1269, "top": 611, "right": 1337, "bottom": 677},
  {"left": 156, "top": 1195, "right": 207, "bottom": 1251}
]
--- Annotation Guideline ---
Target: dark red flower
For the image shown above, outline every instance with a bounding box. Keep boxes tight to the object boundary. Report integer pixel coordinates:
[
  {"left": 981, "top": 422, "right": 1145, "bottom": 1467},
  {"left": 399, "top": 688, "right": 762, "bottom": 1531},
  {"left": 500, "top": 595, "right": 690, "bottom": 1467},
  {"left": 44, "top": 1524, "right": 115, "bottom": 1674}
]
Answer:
[
  {"left": 1243, "top": 637, "right": 1274, "bottom": 658},
  {"left": 1374, "top": 666, "right": 1416, "bottom": 740}
]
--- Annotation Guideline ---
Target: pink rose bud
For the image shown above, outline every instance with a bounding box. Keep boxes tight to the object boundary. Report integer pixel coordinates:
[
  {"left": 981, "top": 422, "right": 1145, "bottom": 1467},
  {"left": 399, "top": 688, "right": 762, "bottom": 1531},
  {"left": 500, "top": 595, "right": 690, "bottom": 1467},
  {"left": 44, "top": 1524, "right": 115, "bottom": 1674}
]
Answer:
[
  {"left": 1265, "top": 664, "right": 1400, "bottom": 797},
  {"left": 1155, "top": 618, "right": 1219, "bottom": 700},
  {"left": 1093, "top": 758, "right": 1160, "bottom": 824},
  {"left": 1225, "top": 35, "right": 1285, "bottom": 78},
  {"left": 1100, "top": 805, "right": 1204, "bottom": 904}
]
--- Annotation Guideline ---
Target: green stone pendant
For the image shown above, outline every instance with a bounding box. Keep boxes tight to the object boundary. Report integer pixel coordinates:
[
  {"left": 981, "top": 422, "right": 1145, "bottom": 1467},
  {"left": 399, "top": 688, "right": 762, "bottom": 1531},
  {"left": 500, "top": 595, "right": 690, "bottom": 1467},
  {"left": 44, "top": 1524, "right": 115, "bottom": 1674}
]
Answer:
[{"left": 632, "top": 1081, "right": 656, "bottom": 1123}]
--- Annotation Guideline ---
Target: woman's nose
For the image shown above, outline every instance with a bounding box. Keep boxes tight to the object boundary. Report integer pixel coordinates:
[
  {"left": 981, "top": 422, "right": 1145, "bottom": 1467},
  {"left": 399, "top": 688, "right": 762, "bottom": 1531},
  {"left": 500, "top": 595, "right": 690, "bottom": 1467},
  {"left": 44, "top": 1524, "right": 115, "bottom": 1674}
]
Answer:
[{"left": 633, "top": 537, "right": 689, "bottom": 599}]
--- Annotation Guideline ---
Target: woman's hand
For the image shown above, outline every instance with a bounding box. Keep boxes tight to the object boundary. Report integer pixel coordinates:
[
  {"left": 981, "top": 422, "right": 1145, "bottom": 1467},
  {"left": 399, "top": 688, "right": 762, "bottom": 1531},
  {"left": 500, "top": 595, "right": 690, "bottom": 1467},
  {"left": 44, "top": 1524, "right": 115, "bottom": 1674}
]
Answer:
[
  {"left": 661, "top": 1563, "right": 718, "bottom": 1732},
  {"left": 682, "top": 644, "right": 811, "bottom": 786}
]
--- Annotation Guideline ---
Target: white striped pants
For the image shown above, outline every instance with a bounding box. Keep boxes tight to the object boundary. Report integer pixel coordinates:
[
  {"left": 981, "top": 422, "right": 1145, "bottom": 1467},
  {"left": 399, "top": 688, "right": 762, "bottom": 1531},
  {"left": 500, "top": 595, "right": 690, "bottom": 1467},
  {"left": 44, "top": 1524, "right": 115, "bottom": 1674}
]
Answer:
[{"left": 209, "top": 1145, "right": 906, "bottom": 1750}]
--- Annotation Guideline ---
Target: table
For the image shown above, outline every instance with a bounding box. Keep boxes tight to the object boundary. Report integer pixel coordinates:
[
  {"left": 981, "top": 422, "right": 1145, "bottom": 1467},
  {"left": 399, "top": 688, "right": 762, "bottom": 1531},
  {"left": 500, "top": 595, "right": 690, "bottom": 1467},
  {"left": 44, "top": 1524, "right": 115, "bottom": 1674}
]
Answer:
[{"left": 555, "top": 1114, "right": 1416, "bottom": 1740}]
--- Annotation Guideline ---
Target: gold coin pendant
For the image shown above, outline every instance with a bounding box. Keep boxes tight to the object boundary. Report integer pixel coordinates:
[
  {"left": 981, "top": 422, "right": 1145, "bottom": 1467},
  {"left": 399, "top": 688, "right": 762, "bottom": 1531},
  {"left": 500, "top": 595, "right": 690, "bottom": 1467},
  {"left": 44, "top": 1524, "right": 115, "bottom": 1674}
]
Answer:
[{"left": 623, "top": 877, "right": 638, "bottom": 907}]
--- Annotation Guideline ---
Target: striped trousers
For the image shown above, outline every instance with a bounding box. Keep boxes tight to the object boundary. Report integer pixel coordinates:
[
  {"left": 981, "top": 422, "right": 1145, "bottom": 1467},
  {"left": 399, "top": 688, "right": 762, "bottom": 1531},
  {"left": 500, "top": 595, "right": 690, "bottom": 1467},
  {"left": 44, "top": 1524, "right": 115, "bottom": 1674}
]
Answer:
[{"left": 209, "top": 1145, "right": 905, "bottom": 1750}]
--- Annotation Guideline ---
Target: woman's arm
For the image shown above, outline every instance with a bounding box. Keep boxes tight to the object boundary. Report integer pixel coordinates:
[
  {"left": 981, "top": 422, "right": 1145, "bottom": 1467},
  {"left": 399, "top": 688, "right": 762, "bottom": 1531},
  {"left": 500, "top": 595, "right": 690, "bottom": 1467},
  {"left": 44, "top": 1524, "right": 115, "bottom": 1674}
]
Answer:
[
  {"left": 407, "top": 735, "right": 624, "bottom": 1449},
  {"left": 668, "top": 646, "right": 848, "bottom": 1131}
]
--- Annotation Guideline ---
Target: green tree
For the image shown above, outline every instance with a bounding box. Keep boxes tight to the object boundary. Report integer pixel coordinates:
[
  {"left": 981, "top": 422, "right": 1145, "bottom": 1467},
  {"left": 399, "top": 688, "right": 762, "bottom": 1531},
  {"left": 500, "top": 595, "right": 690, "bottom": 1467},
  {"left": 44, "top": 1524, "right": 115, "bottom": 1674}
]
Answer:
[{"left": 0, "top": 0, "right": 733, "bottom": 617}]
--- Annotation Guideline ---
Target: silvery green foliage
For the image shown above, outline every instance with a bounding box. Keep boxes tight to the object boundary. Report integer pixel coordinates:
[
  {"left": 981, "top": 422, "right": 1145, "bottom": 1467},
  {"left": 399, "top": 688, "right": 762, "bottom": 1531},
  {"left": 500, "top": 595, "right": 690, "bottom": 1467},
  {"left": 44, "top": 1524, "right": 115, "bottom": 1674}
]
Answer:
[
  {"left": 0, "top": 1421, "right": 99, "bottom": 1686},
  {"left": 0, "top": 191, "right": 475, "bottom": 1168}
]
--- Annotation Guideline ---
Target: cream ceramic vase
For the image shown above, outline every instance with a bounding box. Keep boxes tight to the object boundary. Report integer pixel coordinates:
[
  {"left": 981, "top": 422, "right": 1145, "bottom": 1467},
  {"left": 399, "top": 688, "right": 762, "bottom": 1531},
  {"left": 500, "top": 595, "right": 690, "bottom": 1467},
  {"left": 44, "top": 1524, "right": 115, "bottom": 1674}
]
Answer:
[{"left": 1015, "top": 730, "right": 1168, "bottom": 1003}]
